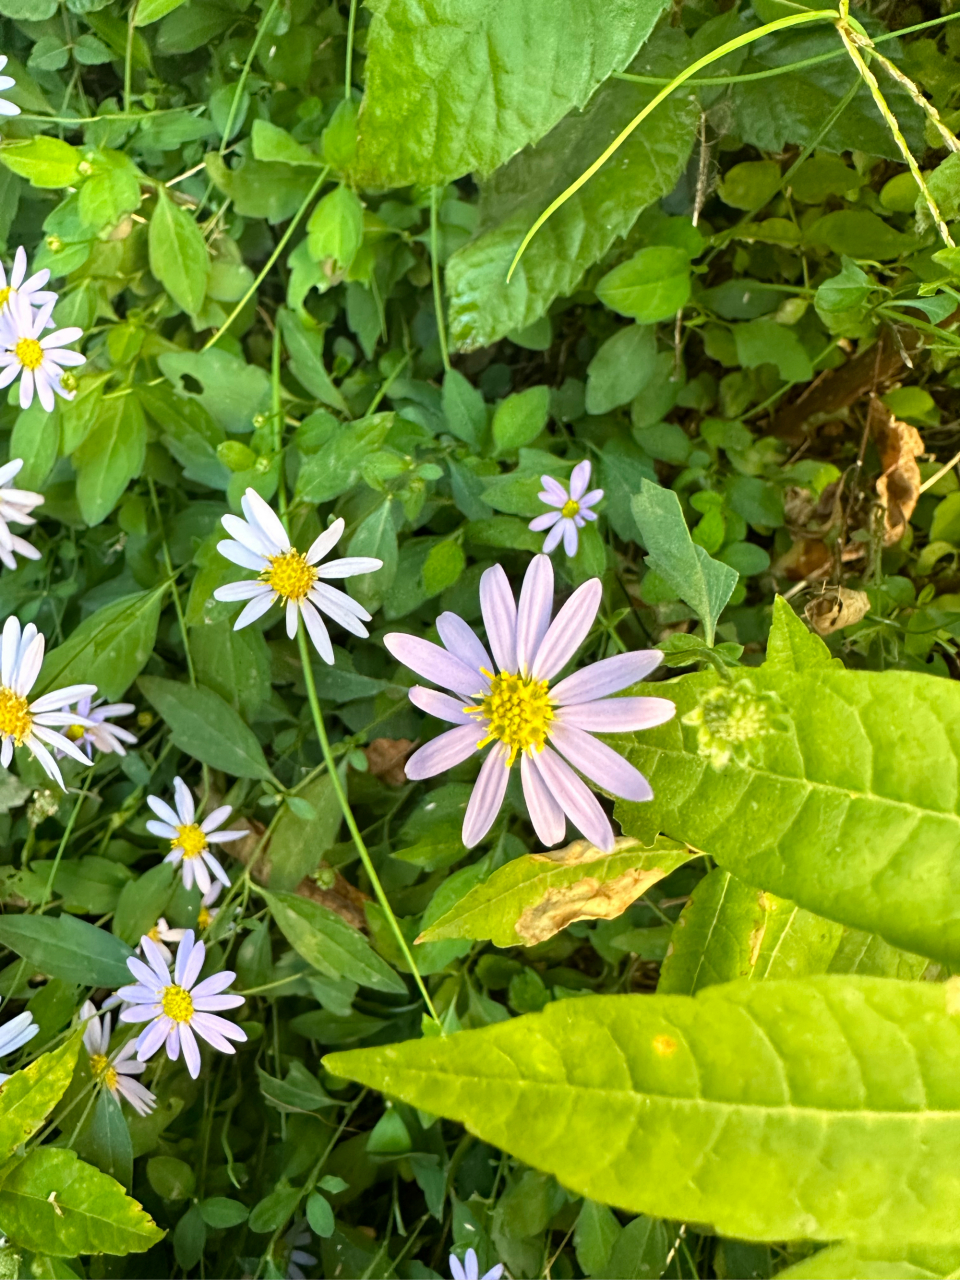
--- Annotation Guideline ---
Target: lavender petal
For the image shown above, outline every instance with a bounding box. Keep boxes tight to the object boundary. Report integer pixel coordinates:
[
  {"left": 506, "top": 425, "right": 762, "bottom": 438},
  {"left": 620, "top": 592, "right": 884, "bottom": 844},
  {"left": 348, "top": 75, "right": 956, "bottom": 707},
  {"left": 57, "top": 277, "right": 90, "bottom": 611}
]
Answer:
[
  {"left": 530, "top": 578, "right": 601, "bottom": 682},
  {"left": 405, "top": 725, "right": 483, "bottom": 780},
  {"left": 562, "top": 519, "right": 578, "bottom": 557},
  {"left": 530, "top": 745, "right": 615, "bottom": 852},
  {"left": 548, "top": 722, "right": 653, "bottom": 803},
  {"left": 462, "top": 743, "right": 510, "bottom": 848},
  {"left": 384, "top": 633, "right": 484, "bottom": 698},
  {"left": 556, "top": 696, "right": 676, "bottom": 733},
  {"left": 542, "top": 521, "right": 564, "bottom": 554},
  {"left": 436, "top": 611, "right": 492, "bottom": 676},
  {"left": 569, "top": 459, "right": 591, "bottom": 500},
  {"left": 521, "top": 751, "right": 566, "bottom": 847},
  {"left": 409, "top": 686, "right": 475, "bottom": 724},
  {"left": 551, "top": 650, "right": 664, "bottom": 705},
  {"left": 515, "top": 554, "right": 554, "bottom": 675},
  {"left": 529, "top": 511, "right": 562, "bottom": 532},
  {"left": 479, "top": 564, "right": 517, "bottom": 673}
]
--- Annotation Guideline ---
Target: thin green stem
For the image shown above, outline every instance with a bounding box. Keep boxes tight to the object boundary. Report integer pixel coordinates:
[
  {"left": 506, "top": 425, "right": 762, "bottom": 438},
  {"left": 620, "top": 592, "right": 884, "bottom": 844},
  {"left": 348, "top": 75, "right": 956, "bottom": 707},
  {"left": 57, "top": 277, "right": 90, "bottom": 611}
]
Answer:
[
  {"left": 295, "top": 626, "right": 439, "bottom": 1023},
  {"left": 507, "top": 8, "right": 840, "bottom": 280},
  {"left": 430, "top": 186, "right": 451, "bottom": 372},
  {"left": 123, "top": 0, "right": 140, "bottom": 115},
  {"left": 271, "top": 323, "right": 287, "bottom": 515},
  {"left": 202, "top": 167, "right": 329, "bottom": 351},
  {"left": 38, "top": 775, "right": 93, "bottom": 914},
  {"left": 344, "top": 0, "right": 359, "bottom": 100},
  {"left": 147, "top": 478, "right": 197, "bottom": 688},
  {"left": 219, "top": 0, "right": 279, "bottom": 155}
]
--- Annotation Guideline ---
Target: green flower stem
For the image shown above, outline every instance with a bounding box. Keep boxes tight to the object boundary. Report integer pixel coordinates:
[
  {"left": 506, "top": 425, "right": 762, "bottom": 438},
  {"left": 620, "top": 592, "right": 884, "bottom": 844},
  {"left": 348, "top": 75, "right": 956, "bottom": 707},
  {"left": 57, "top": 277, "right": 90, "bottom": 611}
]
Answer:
[
  {"left": 295, "top": 626, "right": 439, "bottom": 1025},
  {"left": 345, "top": 0, "right": 359, "bottom": 100},
  {"left": 202, "top": 166, "right": 329, "bottom": 352},
  {"left": 220, "top": 0, "right": 280, "bottom": 155},
  {"left": 430, "top": 186, "right": 451, "bottom": 371}
]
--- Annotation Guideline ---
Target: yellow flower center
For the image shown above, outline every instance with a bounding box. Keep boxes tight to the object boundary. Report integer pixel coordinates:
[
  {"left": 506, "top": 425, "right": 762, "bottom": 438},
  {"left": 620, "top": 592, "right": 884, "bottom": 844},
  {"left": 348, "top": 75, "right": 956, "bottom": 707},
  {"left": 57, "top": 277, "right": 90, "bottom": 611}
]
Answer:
[
  {"left": 0, "top": 687, "right": 32, "bottom": 746},
  {"left": 66, "top": 724, "right": 86, "bottom": 742},
  {"left": 264, "top": 549, "right": 315, "bottom": 602},
  {"left": 174, "top": 823, "right": 207, "bottom": 860},
  {"left": 161, "top": 984, "right": 194, "bottom": 1023},
  {"left": 0, "top": 286, "right": 11, "bottom": 309},
  {"left": 470, "top": 670, "right": 554, "bottom": 765},
  {"left": 89, "top": 1053, "right": 118, "bottom": 1090},
  {"left": 14, "top": 337, "right": 43, "bottom": 371},
  {"left": 147, "top": 925, "right": 161, "bottom": 943},
  {"left": 561, "top": 498, "right": 580, "bottom": 519},
  {"left": 197, "top": 906, "right": 213, "bottom": 931}
]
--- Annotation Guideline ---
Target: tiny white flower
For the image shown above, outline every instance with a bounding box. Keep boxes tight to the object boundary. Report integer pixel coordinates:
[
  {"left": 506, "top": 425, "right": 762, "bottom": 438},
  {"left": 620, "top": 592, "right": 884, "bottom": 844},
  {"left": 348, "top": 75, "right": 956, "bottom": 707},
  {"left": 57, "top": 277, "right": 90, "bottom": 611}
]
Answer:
[
  {"left": 141, "top": 884, "right": 223, "bottom": 965},
  {"left": 528, "top": 459, "right": 603, "bottom": 557},
  {"left": 146, "top": 777, "right": 244, "bottom": 895},
  {"left": 0, "top": 458, "right": 43, "bottom": 571},
  {"left": 117, "top": 930, "right": 247, "bottom": 1080},
  {"left": 0, "top": 1002, "right": 38, "bottom": 1084},
  {"left": 0, "top": 248, "right": 56, "bottom": 319},
  {"left": 0, "top": 615, "right": 97, "bottom": 791},
  {"left": 80, "top": 1000, "right": 156, "bottom": 1117},
  {"left": 213, "top": 487, "right": 382, "bottom": 664},
  {"left": 450, "top": 1248, "right": 504, "bottom": 1280},
  {"left": 0, "top": 56, "right": 19, "bottom": 119},
  {"left": 0, "top": 296, "right": 84, "bottom": 413},
  {"left": 59, "top": 695, "right": 137, "bottom": 759}
]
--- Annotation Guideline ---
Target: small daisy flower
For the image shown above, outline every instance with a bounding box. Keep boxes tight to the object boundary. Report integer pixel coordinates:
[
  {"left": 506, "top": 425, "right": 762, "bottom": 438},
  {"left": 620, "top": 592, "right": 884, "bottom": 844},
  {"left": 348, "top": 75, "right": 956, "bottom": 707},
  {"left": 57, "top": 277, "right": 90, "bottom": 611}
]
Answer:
[
  {"left": 0, "top": 1001, "right": 38, "bottom": 1084},
  {"left": 450, "top": 1248, "right": 504, "bottom": 1280},
  {"left": 146, "top": 777, "right": 245, "bottom": 895},
  {"left": 528, "top": 459, "right": 603, "bottom": 557},
  {"left": 0, "top": 615, "right": 97, "bottom": 790},
  {"left": 80, "top": 1000, "right": 156, "bottom": 1117},
  {"left": 213, "top": 487, "right": 383, "bottom": 664},
  {"left": 0, "top": 458, "right": 43, "bottom": 572},
  {"left": 0, "top": 296, "right": 84, "bottom": 413},
  {"left": 283, "top": 1221, "right": 317, "bottom": 1280},
  {"left": 117, "top": 930, "right": 247, "bottom": 1080},
  {"left": 385, "top": 554, "right": 675, "bottom": 853},
  {"left": 0, "top": 248, "right": 56, "bottom": 319},
  {"left": 60, "top": 695, "right": 137, "bottom": 759},
  {"left": 141, "top": 884, "right": 223, "bottom": 966},
  {"left": 0, "top": 57, "right": 19, "bottom": 119}
]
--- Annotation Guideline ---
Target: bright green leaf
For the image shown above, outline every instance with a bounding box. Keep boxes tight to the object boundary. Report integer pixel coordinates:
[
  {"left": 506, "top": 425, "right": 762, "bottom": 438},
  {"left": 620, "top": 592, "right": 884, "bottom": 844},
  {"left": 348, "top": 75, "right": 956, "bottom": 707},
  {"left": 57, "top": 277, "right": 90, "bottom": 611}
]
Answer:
[
  {"left": 73, "top": 393, "right": 147, "bottom": 527},
  {"left": 1, "top": 137, "right": 79, "bottom": 188},
  {"left": 138, "top": 676, "right": 271, "bottom": 780},
  {"left": 0, "top": 1035, "right": 81, "bottom": 1165},
  {"left": 596, "top": 246, "right": 691, "bottom": 324},
  {"left": 35, "top": 587, "right": 165, "bottom": 701},
  {"left": 0, "top": 915, "right": 133, "bottom": 988},
  {"left": 492, "top": 385, "right": 550, "bottom": 453},
  {"left": 148, "top": 189, "right": 209, "bottom": 316}
]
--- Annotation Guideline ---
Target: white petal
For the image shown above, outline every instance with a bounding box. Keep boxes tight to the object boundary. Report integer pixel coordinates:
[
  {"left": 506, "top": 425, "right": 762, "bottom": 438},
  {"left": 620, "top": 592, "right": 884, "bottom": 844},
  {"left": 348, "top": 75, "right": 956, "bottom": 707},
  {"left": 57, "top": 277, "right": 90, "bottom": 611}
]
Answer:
[
  {"left": 305, "top": 518, "right": 344, "bottom": 564},
  {"left": 240, "top": 488, "right": 290, "bottom": 555}
]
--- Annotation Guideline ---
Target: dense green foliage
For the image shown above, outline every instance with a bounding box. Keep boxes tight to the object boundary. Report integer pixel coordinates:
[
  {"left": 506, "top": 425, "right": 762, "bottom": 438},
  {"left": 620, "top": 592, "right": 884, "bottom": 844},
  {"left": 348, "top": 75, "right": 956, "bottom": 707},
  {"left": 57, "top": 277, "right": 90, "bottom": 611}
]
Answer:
[{"left": 0, "top": 0, "right": 959, "bottom": 1276}]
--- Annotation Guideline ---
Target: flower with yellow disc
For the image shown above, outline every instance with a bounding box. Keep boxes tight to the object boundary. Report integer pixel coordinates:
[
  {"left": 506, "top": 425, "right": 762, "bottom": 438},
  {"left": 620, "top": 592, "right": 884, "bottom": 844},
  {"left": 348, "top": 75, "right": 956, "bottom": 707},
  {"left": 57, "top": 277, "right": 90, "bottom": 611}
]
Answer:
[
  {"left": 0, "top": 295, "right": 84, "bottom": 413},
  {"left": 80, "top": 1000, "right": 156, "bottom": 1117},
  {"left": 146, "top": 776, "right": 245, "bottom": 894}
]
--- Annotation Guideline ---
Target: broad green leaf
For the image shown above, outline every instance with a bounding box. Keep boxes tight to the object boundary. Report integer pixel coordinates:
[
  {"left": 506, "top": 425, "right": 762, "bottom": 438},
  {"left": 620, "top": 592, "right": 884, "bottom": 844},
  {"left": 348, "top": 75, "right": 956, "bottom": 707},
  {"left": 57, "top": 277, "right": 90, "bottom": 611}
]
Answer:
[
  {"left": 355, "top": 0, "right": 671, "bottom": 187},
  {"left": 10, "top": 399, "right": 59, "bottom": 491},
  {"left": 657, "top": 868, "right": 843, "bottom": 996},
  {"left": 256, "top": 1061, "right": 335, "bottom": 1114},
  {"left": 765, "top": 595, "right": 840, "bottom": 671},
  {"left": 138, "top": 676, "right": 271, "bottom": 780},
  {"left": 134, "top": 0, "right": 186, "bottom": 24},
  {"left": 251, "top": 119, "right": 323, "bottom": 167},
  {"left": 199, "top": 1197, "right": 248, "bottom": 1228},
  {"left": 596, "top": 246, "right": 691, "bottom": 324},
  {"left": 295, "top": 414, "right": 395, "bottom": 504},
  {"left": 279, "top": 308, "right": 349, "bottom": 413},
  {"left": 0, "top": 137, "right": 79, "bottom": 187},
  {"left": 158, "top": 348, "right": 271, "bottom": 434},
  {"left": 347, "top": 500, "right": 396, "bottom": 613},
  {"left": 585, "top": 324, "right": 657, "bottom": 415},
  {"left": 0, "top": 915, "right": 133, "bottom": 988},
  {"left": 75, "top": 1090, "right": 132, "bottom": 1190},
  {"left": 261, "top": 889, "right": 407, "bottom": 995},
  {"left": 718, "top": 159, "right": 782, "bottom": 210},
  {"left": 204, "top": 153, "right": 315, "bottom": 224},
  {"left": 442, "top": 368, "right": 486, "bottom": 448},
  {"left": 422, "top": 541, "right": 465, "bottom": 597},
  {"left": 192, "top": 619, "right": 271, "bottom": 722},
  {"left": 631, "top": 481, "right": 738, "bottom": 646},
  {"left": 607, "top": 1216, "right": 670, "bottom": 1280},
  {"left": 778, "top": 1243, "right": 960, "bottom": 1279},
  {"left": 0, "top": 1148, "right": 163, "bottom": 1256},
  {"left": 616, "top": 666, "right": 960, "bottom": 966},
  {"left": 574, "top": 1200, "right": 622, "bottom": 1279},
  {"left": 306, "top": 185, "right": 363, "bottom": 274},
  {"left": 419, "top": 837, "right": 689, "bottom": 948},
  {"left": 73, "top": 393, "right": 147, "bottom": 526},
  {"left": 267, "top": 775, "right": 342, "bottom": 892},
  {"left": 0, "top": 1035, "right": 81, "bottom": 1164},
  {"left": 112, "top": 863, "right": 176, "bottom": 947},
  {"left": 446, "top": 50, "right": 697, "bottom": 349},
  {"left": 148, "top": 189, "right": 208, "bottom": 316},
  {"left": 34, "top": 587, "right": 165, "bottom": 701},
  {"left": 734, "top": 318, "right": 813, "bottom": 384},
  {"left": 492, "top": 385, "right": 550, "bottom": 453},
  {"left": 327, "top": 977, "right": 960, "bottom": 1244},
  {"left": 827, "top": 928, "right": 929, "bottom": 981}
]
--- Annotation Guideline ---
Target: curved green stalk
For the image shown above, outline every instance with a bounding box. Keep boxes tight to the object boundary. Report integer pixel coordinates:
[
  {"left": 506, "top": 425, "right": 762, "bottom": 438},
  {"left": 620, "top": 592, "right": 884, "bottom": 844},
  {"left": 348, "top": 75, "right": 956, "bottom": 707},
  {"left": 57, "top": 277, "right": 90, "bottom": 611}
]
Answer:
[
  {"left": 506, "top": 9, "right": 840, "bottom": 283},
  {"left": 220, "top": 0, "right": 280, "bottom": 155}
]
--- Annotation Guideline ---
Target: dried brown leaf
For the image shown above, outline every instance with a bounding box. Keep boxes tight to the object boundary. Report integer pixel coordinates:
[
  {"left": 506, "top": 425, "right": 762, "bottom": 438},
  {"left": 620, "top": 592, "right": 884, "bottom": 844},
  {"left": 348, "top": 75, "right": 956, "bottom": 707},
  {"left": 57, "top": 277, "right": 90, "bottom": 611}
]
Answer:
[
  {"left": 869, "top": 396, "right": 924, "bottom": 545},
  {"left": 515, "top": 865, "right": 668, "bottom": 945},
  {"left": 364, "top": 738, "right": 415, "bottom": 786},
  {"left": 804, "top": 587, "right": 871, "bottom": 635}
]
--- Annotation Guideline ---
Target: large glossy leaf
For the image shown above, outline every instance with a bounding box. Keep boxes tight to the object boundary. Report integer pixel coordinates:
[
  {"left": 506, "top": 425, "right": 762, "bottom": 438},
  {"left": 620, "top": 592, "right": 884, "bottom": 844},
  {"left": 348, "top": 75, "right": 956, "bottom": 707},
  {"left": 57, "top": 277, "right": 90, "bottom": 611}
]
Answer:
[
  {"left": 138, "top": 676, "right": 270, "bottom": 780},
  {"left": 0, "top": 1035, "right": 81, "bottom": 1164},
  {"left": 148, "top": 188, "right": 208, "bottom": 316},
  {"left": 327, "top": 977, "right": 960, "bottom": 1244},
  {"left": 446, "top": 33, "right": 697, "bottom": 349},
  {"left": 34, "top": 587, "right": 165, "bottom": 701},
  {"left": 419, "top": 836, "right": 690, "bottom": 948},
  {"left": 658, "top": 868, "right": 843, "bottom": 995},
  {"left": 72, "top": 393, "right": 147, "bottom": 527},
  {"left": 777, "top": 1243, "right": 960, "bottom": 1279},
  {"left": 0, "top": 1148, "right": 164, "bottom": 1256},
  {"left": 0, "top": 914, "right": 134, "bottom": 988},
  {"left": 261, "top": 889, "right": 406, "bottom": 995},
  {"left": 616, "top": 666, "right": 960, "bottom": 966},
  {"left": 355, "top": 0, "right": 671, "bottom": 187}
]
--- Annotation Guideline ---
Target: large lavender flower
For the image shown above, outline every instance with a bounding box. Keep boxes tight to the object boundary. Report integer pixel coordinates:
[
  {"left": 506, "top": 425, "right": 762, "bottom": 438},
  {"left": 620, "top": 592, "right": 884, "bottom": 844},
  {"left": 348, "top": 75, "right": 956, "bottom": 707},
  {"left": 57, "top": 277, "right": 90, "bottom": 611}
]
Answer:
[{"left": 384, "top": 554, "right": 674, "bottom": 852}]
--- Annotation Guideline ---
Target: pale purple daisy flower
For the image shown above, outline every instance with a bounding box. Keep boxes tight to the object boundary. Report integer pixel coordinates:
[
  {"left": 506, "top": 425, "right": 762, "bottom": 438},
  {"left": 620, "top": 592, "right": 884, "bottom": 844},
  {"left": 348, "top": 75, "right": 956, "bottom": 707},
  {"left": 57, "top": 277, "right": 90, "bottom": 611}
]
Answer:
[
  {"left": 450, "top": 1248, "right": 504, "bottom": 1280},
  {"left": 0, "top": 296, "right": 84, "bottom": 413},
  {"left": 0, "top": 616, "right": 97, "bottom": 790},
  {"left": 0, "top": 57, "right": 19, "bottom": 118},
  {"left": 0, "top": 248, "right": 57, "bottom": 318},
  {"left": 59, "top": 695, "right": 137, "bottom": 759},
  {"left": 0, "top": 1001, "right": 38, "bottom": 1084},
  {"left": 384, "top": 554, "right": 674, "bottom": 853},
  {"left": 213, "top": 487, "right": 383, "bottom": 664},
  {"left": 80, "top": 1000, "right": 156, "bottom": 1117},
  {"left": 146, "top": 776, "right": 244, "bottom": 895},
  {"left": 0, "top": 458, "right": 43, "bottom": 571},
  {"left": 117, "top": 930, "right": 247, "bottom": 1080},
  {"left": 528, "top": 459, "right": 603, "bottom": 557}
]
